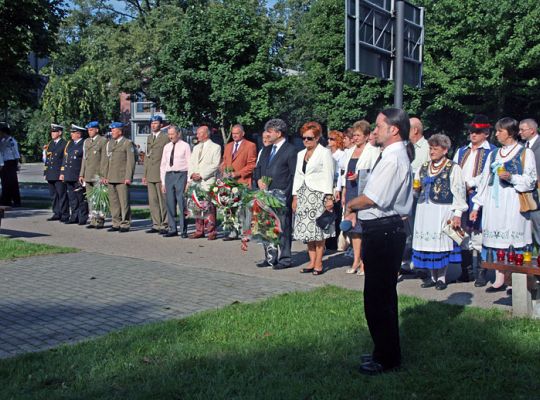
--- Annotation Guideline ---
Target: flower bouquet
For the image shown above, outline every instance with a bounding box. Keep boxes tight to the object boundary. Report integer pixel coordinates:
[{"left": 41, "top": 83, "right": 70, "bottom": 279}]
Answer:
[
  {"left": 185, "top": 182, "right": 210, "bottom": 218},
  {"left": 209, "top": 178, "right": 247, "bottom": 232},
  {"left": 240, "top": 185, "right": 286, "bottom": 252},
  {"left": 85, "top": 177, "right": 110, "bottom": 219}
]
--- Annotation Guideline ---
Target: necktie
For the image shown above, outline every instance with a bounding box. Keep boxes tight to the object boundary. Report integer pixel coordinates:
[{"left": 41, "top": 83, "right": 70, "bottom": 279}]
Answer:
[
  {"left": 198, "top": 142, "right": 204, "bottom": 163},
  {"left": 269, "top": 145, "right": 277, "bottom": 163},
  {"left": 232, "top": 142, "right": 239, "bottom": 158},
  {"left": 526, "top": 141, "right": 530, "bottom": 148},
  {"left": 372, "top": 153, "right": 383, "bottom": 170},
  {"left": 170, "top": 142, "right": 176, "bottom": 167}
]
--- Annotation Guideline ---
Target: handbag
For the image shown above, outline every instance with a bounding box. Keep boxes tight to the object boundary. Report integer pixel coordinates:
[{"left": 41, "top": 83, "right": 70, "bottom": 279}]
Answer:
[
  {"left": 441, "top": 219, "right": 469, "bottom": 247},
  {"left": 316, "top": 210, "right": 335, "bottom": 231},
  {"left": 337, "top": 231, "right": 350, "bottom": 251},
  {"left": 517, "top": 149, "right": 538, "bottom": 213}
]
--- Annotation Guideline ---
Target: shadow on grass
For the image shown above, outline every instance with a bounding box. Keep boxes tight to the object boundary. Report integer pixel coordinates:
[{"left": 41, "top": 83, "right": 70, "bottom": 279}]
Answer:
[{"left": 0, "top": 287, "right": 539, "bottom": 399}]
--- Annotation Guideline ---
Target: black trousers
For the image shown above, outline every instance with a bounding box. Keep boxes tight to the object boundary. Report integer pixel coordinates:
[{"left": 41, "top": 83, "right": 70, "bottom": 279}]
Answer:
[
  {"left": 65, "top": 181, "right": 88, "bottom": 223},
  {"left": 361, "top": 216, "right": 406, "bottom": 368},
  {"left": 48, "top": 180, "right": 69, "bottom": 220},
  {"left": 0, "top": 160, "right": 21, "bottom": 206}
]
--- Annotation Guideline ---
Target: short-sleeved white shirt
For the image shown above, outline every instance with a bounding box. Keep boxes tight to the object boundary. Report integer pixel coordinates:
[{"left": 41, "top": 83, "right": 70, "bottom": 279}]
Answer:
[{"left": 359, "top": 141, "right": 413, "bottom": 221}]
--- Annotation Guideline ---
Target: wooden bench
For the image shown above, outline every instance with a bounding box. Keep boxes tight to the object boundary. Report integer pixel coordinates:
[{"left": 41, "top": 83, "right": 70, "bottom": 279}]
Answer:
[{"left": 483, "top": 260, "right": 540, "bottom": 318}]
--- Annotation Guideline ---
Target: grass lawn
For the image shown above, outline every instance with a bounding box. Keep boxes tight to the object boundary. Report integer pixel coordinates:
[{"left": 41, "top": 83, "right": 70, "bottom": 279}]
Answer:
[
  {"left": 0, "top": 286, "right": 538, "bottom": 399},
  {"left": 0, "top": 237, "right": 77, "bottom": 260}
]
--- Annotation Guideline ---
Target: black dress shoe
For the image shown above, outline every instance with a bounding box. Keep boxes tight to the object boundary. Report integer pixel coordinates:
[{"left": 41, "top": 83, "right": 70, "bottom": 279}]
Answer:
[
  {"left": 421, "top": 279, "right": 436, "bottom": 288},
  {"left": 361, "top": 354, "right": 372, "bottom": 363},
  {"left": 146, "top": 228, "right": 160, "bottom": 234},
  {"left": 163, "top": 232, "right": 178, "bottom": 237},
  {"left": 358, "top": 361, "right": 400, "bottom": 376},
  {"left": 119, "top": 227, "right": 130, "bottom": 233},
  {"left": 486, "top": 284, "right": 507, "bottom": 293},
  {"left": 506, "top": 288, "right": 512, "bottom": 296},
  {"left": 435, "top": 280, "right": 448, "bottom": 290},
  {"left": 107, "top": 227, "right": 120, "bottom": 232},
  {"left": 64, "top": 220, "right": 78, "bottom": 225},
  {"left": 272, "top": 263, "right": 291, "bottom": 270},
  {"left": 159, "top": 229, "right": 168, "bottom": 235},
  {"left": 47, "top": 216, "right": 60, "bottom": 221},
  {"left": 256, "top": 260, "right": 270, "bottom": 268},
  {"left": 222, "top": 236, "right": 238, "bottom": 241},
  {"left": 180, "top": 233, "right": 188, "bottom": 238},
  {"left": 86, "top": 224, "right": 96, "bottom": 229},
  {"left": 474, "top": 269, "right": 488, "bottom": 287},
  {"left": 78, "top": 221, "right": 87, "bottom": 226}
]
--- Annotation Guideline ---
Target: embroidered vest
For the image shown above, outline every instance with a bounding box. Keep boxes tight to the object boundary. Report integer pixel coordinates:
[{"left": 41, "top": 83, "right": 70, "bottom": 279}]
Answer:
[
  {"left": 418, "top": 160, "right": 455, "bottom": 205},
  {"left": 457, "top": 144, "right": 496, "bottom": 177},
  {"left": 488, "top": 147, "right": 524, "bottom": 188}
]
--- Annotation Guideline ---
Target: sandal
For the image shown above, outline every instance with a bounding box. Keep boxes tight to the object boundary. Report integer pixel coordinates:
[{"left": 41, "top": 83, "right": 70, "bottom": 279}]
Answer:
[
  {"left": 312, "top": 268, "right": 325, "bottom": 276},
  {"left": 346, "top": 267, "right": 358, "bottom": 274},
  {"left": 300, "top": 267, "right": 315, "bottom": 274}
]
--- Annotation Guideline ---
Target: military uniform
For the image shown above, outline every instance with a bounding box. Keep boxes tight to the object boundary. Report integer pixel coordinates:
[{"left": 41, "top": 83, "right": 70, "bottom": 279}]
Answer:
[
  {"left": 44, "top": 137, "right": 69, "bottom": 221},
  {"left": 103, "top": 136, "right": 136, "bottom": 230},
  {"left": 0, "top": 132, "right": 21, "bottom": 207},
  {"left": 81, "top": 134, "right": 108, "bottom": 227},
  {"left": 144, "top": 131, "right": 169, "bottom": 232},
  {"left": 61, "top": 138, "right": 88, "bottom": 224}
]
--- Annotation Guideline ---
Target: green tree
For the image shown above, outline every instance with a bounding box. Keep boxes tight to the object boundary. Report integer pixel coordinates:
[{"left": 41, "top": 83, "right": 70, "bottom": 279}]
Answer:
[
  {"left": 153, "top": 0, "right": 278, "bottom": 141},
  {"left": 0, "top": 0, "right": 64, "bottom": 108}
]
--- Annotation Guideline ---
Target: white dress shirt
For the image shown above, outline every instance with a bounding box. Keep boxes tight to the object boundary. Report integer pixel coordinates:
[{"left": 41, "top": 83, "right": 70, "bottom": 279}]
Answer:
[
  {"left": 410, "top": 136, "right": 430, "bottom": 173},
  {"left": 359, "top": 141, "right": 413, "bottom": 220},
  {"left": 452, "top": 140, "right": 493, "bottom": 189}
]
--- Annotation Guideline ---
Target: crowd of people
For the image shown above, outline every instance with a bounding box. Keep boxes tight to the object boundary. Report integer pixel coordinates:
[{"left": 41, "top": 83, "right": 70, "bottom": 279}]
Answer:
[{"left": 1, "top": 108, "right": 533, "bottom": 376}]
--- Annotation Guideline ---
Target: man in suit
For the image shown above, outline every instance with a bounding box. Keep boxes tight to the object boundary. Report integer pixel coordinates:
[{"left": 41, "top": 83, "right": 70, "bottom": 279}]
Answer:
[
  {"left": 188, "top": 125, "right": 221, "bottom": 240},
  {"left": 520, "top": 118, "right": 540, "bottom": 245},
  {"left": 60, "top": 125, "right": 89, "bottom": 225},
  {"left": 143, "top": 115, "right": 169, "bottom": 234},
  {"left": 220, "top": 124, "right": 257, "bottom": 240},
  {"left": 256, "top": 118, "right": 297, "bottom": 269},
  {"left": 80, "top": 121, "right": 108, "bottom": 229},
  {"left": 0, "top": 123, "right": 21, "bottom": 207},
  {"left": 102, "top": 122, "right": 136, "bottom": 232},
  {"left": 44, "top": 124, "right": 70, "bottom": 222}
]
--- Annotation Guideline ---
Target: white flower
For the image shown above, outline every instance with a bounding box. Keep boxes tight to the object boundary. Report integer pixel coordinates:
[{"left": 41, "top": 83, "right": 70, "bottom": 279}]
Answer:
[
  {"left": 213, "top": 187, "right": 218, "bottom": 192},
  {"left": 232, "top": 187, "right": 239, "bottom": 194}
]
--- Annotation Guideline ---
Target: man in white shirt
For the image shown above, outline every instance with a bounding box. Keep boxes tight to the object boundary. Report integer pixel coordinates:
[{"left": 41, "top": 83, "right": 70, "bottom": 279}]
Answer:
[
  {"left": 345, "top": 108, "right": 413, "bottom": 375},
  {"left": 453, "top": 114, "right": 496, "bottom": 285},
  {"left": 520, "top": 118, "right": 540, "bottom": 246},
  {"left": 0, "top": 123, "right": 21, "bottom": 207},
  {"left": 409, "top": 117, "right": 429, "bottom": 173},
  {"left": 160, "top": 125, "right": 191, "bottom": 238}
]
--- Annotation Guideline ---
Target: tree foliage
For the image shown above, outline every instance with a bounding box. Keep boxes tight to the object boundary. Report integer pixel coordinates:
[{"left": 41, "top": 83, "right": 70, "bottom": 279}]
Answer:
[{"left": 0, "top": 0, "right": 64, "bottom": 108}]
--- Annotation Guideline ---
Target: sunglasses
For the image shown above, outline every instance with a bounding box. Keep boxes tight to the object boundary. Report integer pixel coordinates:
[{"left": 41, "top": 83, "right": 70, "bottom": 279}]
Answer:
[
  {"left": 328, "top": 137, "right": 336, "bottom": 141},
  {"left": 302, "top": 136, "right": 316, "bottom": 141}
]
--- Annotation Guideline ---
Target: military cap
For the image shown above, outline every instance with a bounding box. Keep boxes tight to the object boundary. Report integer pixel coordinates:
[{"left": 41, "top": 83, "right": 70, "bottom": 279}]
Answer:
[
  {"left": 70, "top": 124, "right": 87, "bottom": 133},
  {"left": 109, "top": 122, "right": 126, "bottom": 129},
  {"left": 51, "top": 123, "right": 64, "bottom": 132},
  {"left": 85, "top": 121, "right": 99, "bottom": 129},
  {"left": 150, "top": 115, "right": 163, "bottom": 122}
]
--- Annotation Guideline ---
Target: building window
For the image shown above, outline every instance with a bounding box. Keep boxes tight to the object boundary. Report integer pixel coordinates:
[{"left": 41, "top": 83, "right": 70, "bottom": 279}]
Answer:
[{"left": 136, "top": 122, "right": 151, "bottom": 136}]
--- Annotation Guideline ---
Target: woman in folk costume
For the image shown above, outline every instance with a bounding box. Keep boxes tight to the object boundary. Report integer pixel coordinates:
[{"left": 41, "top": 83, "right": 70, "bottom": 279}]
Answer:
[
  {"left": 471, "top": 117, "right": 536, "bottom": 293},
  {"left": 412, "top": 134, "right": 468, "bottom": 290}
]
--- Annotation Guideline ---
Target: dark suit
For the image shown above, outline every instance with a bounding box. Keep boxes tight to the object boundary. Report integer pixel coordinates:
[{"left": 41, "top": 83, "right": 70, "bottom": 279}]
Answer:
[
  {"left": 528, "top": 138, "right": 540, "bottom": 243},
  {"left": 44, "top": 139, "right": 69, "bottom": 220},
  {"left": 61, "top": 139, "right": 88, "bottom": 223},
  {"left": 256, "top": 140, "right": 297, "bottom": 266}
]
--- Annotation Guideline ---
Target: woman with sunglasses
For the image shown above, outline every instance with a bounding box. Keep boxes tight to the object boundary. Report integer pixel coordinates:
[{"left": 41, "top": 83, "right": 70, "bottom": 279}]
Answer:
[
  {"left": 292, "top": 121, "right": 335, "bottom": 275},
  {"left": 341, "top": 120, "right": 380, "bottom": 275}
]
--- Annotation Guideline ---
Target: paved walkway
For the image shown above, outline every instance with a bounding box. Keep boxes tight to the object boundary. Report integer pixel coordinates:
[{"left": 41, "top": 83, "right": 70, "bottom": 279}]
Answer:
[
  {"left": 0, "top": 252, "right": 312, "bottom": 359},
  {"left": 0, "top": 207, "right": 518, "bottom": 359}
]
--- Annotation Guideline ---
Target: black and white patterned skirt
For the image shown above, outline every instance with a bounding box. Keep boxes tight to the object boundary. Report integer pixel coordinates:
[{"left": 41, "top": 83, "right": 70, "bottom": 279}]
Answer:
[{"left": 293, "top": 183, "right": 335, "bottom": 243}]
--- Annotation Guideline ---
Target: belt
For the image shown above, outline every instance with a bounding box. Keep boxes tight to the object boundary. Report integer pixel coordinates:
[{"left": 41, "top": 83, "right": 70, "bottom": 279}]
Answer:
[
  {"left": 166, "top": 170, "right": 187, "bottom": 174},
  {"left": 360, "top": 215, "right": 403, "bottom": 233}
]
